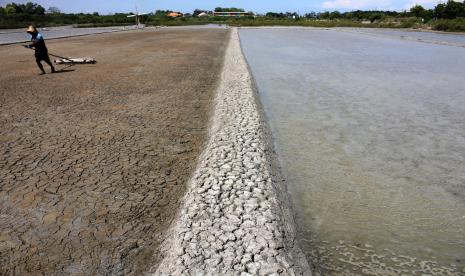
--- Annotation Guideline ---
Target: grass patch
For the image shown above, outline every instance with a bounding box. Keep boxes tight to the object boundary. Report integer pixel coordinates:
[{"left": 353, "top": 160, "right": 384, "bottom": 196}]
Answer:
[{"left": 432, "top": 18, "right": 465, "bottom": 32}]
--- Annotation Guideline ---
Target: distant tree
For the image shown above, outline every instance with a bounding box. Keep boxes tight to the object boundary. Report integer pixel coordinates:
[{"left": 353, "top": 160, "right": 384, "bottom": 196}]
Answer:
[
  {"left": 336, "top": 9, "right": 401, "bottom": 21},
  {"left": 24, "top": 2, "right": 45, "bottom": 14},
  {"left": 343, "top": 11, "right": 354, "bottom": 19},
  {"left": 214, "top": 7, "right": 244, "bottom": 12},
  {"left": 443, "top": 0, "right": 465, "bottom": 19},
  {"left": 47, "top": 7, "right": 61, "bottom": 14},
  {"left": 0, "top": 6, "right": 5, "bottom": 15},
  {"left": 24, "top": 2, "right": 35, "bottom": 14},
  {"left": 266, "top": 12, "right": 286, "bottom": 18},
  {"left": 5, "top": 3, "right": 21, "bottom": 14},
  {"left": 3, "top": 2, "right": 45, "bottom": 15},
  {"left": 434, "top": 3, "right": 447, "bottom": 19},
  {"left": 370, "top": 12, "right": 386, "bottom": 22},
  {"left": 318, "top": 11, "right": 331, "bottom": 19},
  {"left": 423, "top": 9, "right": 434, "bottom": 21},
  {"left": 329, "top": 11, "right": 341, "bottom": 19},
  {"left": 410, "top": 4, "right": 426, "bottom": 17},
  {"left": 34, "top": 4, "right": 45, "bottom": 15},
  {"left": 351, "top": 10, "right": 364, "bottom": 20},
  {"left": 305, "top": 12, "right": 317, "bottom": 19}
]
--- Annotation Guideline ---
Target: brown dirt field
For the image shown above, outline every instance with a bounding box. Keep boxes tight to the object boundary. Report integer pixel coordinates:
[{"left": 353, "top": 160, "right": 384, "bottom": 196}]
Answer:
[{"left": 0, "top": 28, "right": 229, "bottom": 275}]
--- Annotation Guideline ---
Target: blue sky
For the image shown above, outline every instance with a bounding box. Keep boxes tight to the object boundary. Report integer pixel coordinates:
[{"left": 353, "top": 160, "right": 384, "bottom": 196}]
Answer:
[{"left": 0, "top": 0, "right": 442, "bottom": 14}]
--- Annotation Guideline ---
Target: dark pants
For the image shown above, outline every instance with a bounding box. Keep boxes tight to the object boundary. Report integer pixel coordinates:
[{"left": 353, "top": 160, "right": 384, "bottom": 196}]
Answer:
[{"left": 35, "top": 52, "right": 55, "bottom": 73}]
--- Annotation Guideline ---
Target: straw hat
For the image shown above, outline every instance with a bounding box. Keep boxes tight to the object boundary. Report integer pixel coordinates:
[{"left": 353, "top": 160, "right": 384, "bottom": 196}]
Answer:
[{"left": 26, "top": 26, "right": 37, "bottom": 33}]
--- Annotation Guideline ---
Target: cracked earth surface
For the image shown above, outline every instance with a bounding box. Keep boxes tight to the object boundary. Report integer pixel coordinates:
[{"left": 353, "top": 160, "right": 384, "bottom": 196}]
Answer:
[
  {"left": 153, "top": 29, "right": 311, "bottom": 276},
  {"left": 0, "top": 28, "right": 228, "bottom": 275}
]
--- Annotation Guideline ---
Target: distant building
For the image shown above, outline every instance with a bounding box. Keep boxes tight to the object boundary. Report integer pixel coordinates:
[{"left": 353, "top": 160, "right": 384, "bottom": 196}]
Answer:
[
  {"left": 213, "top": 12, "right": 251, "bottom": 17},
  {"left": 167, "top": 12, "right": 183, "bottom": 18},
  {"left": 198, "top": 12, "right": 209, "bottom": 17}
]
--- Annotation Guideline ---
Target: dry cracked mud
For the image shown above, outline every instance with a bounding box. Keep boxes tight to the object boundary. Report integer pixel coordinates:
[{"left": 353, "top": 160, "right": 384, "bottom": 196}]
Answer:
[
  {"left": 0, "top": 27, "right": 228, "bottom": 275},
  {"left": 153, "top": 29, "right": 311, "bottom": 276}
]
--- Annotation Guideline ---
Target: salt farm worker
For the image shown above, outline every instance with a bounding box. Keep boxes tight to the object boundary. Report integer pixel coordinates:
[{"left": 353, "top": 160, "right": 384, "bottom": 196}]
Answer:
[{"left": 25, "top": 26, "right": 55, "bottom": 75}]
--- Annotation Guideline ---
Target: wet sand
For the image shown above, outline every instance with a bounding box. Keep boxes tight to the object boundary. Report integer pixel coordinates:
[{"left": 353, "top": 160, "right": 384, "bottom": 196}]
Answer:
[
  {"left": 240, "top": 27, "right": 465, "bottom": 274},
  {"left": 0, "top": 28, "right": 228, "bottom": 274}
]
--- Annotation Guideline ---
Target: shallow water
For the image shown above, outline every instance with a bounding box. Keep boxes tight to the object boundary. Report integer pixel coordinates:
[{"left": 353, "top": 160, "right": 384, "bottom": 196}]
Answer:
[
  {"left": 240, "top": 28, "right": 465, "bottom": 275},
  {"left": 338, "top": 28, "right": 465, "bottom": 47}
]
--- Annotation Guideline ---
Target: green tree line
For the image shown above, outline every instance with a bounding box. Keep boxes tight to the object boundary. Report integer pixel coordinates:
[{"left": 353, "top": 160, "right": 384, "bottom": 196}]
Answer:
[
  {"left": 1, "top": 2, "right": 465, "bottom": 31},
  {"left": 299, "top": 0, "right": 464, "bottom": 22},
  {"left": 0, "top": 2, "right": 45, "bottom": 15}
]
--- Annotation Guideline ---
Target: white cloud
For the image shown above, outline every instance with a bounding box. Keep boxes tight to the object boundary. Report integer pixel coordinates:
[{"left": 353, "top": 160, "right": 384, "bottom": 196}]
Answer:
[
  {"left": 321, "top": 0, "right": 444, "bottom": 10},
  {"left": 321, "top": 0, "right": 395, "bottom": 10},
  {"left": 403, "top": 0, "right": 441, "bottom": 9}
]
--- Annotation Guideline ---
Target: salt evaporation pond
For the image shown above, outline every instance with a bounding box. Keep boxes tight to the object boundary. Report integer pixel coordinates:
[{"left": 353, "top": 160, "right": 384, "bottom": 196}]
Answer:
[{"left": 240, "top": 28, "right": 465, "bottom": 274}]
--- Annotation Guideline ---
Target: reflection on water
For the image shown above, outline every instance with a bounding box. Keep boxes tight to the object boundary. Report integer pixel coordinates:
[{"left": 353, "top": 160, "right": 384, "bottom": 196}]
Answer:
[{"left": 239, "top": 28, "right": 465, "bottom": 274}]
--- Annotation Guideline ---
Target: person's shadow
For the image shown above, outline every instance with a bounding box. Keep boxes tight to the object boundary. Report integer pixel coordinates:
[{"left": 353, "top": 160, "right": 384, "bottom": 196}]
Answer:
[
  {"left": 54, "top": 69, "right": 75, "bottom": 74},
  {"left": 54, "top": 63, "right": 76, "bottom": 73}
]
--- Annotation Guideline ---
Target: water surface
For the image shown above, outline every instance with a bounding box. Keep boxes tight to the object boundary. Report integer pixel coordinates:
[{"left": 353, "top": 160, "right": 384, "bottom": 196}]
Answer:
[
  {"left": 240, "top": 28, "right": 465, "bottom": 275},
  {"left": 339, "top": 27, "right": 465, "bottom": 47}
]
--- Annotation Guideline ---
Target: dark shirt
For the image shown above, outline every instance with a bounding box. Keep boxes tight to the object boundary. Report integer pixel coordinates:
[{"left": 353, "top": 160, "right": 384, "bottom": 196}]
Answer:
[{"left": 30, "top": 33, "right": 48, "bottom": 54}]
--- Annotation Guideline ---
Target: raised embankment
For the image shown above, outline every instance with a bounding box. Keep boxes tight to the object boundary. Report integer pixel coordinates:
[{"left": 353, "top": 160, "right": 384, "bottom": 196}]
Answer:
[{"left": 152, "top": 28, "right": 311, "bottom": 275}]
